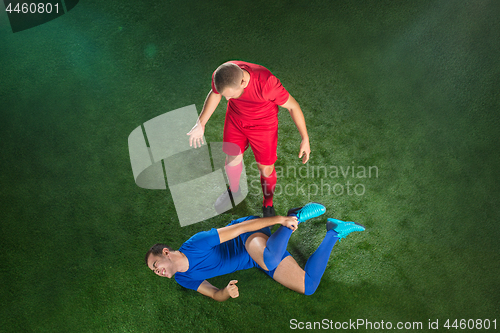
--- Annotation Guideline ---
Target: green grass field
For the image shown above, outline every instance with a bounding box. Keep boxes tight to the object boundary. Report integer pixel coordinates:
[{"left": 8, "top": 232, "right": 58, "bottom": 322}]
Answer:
[{"left": 1, "top": 0, "right": 499, "bottom": 332}]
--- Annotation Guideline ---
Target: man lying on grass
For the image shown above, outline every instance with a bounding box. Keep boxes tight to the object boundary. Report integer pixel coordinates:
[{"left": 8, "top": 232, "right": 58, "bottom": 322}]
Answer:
[{"left": 145, "top": 203, "right": 365, "bottom": 301}]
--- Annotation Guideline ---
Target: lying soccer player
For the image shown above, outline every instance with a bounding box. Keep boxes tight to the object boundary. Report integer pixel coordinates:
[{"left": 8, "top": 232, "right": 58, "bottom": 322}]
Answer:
[{"left": 145, "top": 203, "right": 365, "bottom": 301}]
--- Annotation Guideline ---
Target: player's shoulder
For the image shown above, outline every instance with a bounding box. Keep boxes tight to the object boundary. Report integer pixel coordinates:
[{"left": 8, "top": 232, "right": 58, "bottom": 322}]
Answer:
[
  {"left": 230, "top": 61, "right": 272, "bottom": 77},
  {"left": 181, "top": 228, "right": 220, "bottom": 250},
  {"left": 174, "top": 272, "right": 204, "bottom": 291}
]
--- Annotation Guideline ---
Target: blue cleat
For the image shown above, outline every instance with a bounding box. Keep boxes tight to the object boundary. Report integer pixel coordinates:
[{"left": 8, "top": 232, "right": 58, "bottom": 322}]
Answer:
[
  {"left": 287, "top": 202, "right": 326, "bottom": 223},
  {"left": 326, "top": 218, "right": 365, "bottom": 240}
]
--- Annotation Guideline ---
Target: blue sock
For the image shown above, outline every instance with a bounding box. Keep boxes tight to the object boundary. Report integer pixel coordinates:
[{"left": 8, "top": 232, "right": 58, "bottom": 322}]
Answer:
[
  {"left": 263, "top": 226, "right": 293, "bottom": 271},
  {"left": 304, "top": 230, "right": 339, "bottom": 295}
]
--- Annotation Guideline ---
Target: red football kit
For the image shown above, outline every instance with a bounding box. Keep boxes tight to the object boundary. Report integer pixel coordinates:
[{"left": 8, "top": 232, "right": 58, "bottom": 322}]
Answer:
[{"left": 211, "top": 61, "right": 290, "bottom": 165}]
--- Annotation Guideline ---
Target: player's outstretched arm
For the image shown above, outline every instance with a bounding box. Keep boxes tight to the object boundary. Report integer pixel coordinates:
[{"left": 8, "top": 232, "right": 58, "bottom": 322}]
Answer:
[
  {"left": 187, "top": 90, "right": 222, "bottom": 148},
  {"left": 217, "top": 216, "right": 298, "bottom": 244},
  {"left": 197, "top": 279, "right": 239, "bottom": 302},
  {"left": 280, "top": 95, "right": 311, "bottom": 164}
]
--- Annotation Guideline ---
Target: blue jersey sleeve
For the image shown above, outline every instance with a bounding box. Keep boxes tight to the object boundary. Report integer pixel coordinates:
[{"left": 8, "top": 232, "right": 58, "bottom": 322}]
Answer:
[
  {"left": 175, "top": 275, "right": 204, "bottom": 291},
  {"left": 183, "top": 228, "right": 220, "bottom": 250}
]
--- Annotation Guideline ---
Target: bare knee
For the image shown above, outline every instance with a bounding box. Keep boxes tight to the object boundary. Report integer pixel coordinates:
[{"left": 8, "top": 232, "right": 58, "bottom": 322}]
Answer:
[
  {"left": 304, "top": 289, "right": 316, "bottom": 296},
  {"left": 245, "top": 232, "right": 270, "bottom": 271},
  {"left": 226, "top": 154, "right": 243, "bottom": 166},
  {"left": 303, "top": 273, "right": 320, "bottom": 295},
  {"left": 258, "top": 164, "right": 274, "bottom": 177}
]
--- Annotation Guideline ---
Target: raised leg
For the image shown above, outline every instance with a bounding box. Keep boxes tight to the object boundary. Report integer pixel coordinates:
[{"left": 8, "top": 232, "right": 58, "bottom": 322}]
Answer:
[
  {"left": 245, "top": 229, "right": 340, "bottom": 295},
  {"left": 272, "top": 256, "right": 306, "bottom": 293},
  {"left": 302, "top": 230, "right": 338, "bottom": 295},
  {"left": 245, "top": 232, "right": 305, "bottom": 293},
  {"left": 245, "top": 232, "right": 272, "bottom": 271}
]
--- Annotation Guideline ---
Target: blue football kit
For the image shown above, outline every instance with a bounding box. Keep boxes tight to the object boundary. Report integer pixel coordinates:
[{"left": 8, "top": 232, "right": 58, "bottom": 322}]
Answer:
[
  {"left": 174, "top": 216, "right": 289, "bottom": 291},
  {"left": 171, "top": 204, "right": 363, "bottom": 295}
]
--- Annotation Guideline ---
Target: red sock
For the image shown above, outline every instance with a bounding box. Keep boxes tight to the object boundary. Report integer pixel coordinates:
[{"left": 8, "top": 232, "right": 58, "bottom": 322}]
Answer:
[
  {"left": 225, "top": 161, "right": 242, "bottom": 192},
  {"left": 261, "top": 168, "right": 277, "bottom": 207}
]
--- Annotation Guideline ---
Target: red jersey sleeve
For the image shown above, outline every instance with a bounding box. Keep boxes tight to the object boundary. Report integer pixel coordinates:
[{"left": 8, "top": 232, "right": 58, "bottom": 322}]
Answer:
[
  {"left": 211, "top": 70, "right": 219, "bottom": 94},
  {"left": 262, "top": 75, "right": 289, "bottom": 105}
]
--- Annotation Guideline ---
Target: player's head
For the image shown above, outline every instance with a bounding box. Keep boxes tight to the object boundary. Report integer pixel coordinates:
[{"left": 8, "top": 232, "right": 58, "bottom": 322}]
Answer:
[
  {"left": 214, "top": 62, "right": 245, "bottom": 100},
  {"left": 145, "top": 243, "right": 175, "bottom": 278}
]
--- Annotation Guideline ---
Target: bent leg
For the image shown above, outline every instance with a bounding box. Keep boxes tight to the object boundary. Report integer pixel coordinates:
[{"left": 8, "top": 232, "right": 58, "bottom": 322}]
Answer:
[
  {"left": 302, "top": 230, "right": 339, "bottom": 295},
  {"left": 245, "top": 221, "right": 295, "bottom": 272},
  {"left": 246, "top": 229, "right": 339, "bottom": 295},
  {"left": 245, "top": 232, "right": 271, "bottom": 271},
  {"left": 272, "top": 256, "right": 306, "bottom": 294},
  {"left": 263, "top": 225, "right": 293, "bottom": 271},
  {"left": 245, "top": 232, "right": 305, "bottom": 293},
  {"left": 272, "top": 230, "right": 339, "bottom": 295},
  {"left": 245, "top": 230, "right": 295, "bottom": 271}
]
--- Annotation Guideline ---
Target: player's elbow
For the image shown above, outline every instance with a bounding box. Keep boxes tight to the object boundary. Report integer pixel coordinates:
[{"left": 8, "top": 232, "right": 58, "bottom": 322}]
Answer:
[{"left": 287, "top": 104, "right": 301, "bottom": 116}]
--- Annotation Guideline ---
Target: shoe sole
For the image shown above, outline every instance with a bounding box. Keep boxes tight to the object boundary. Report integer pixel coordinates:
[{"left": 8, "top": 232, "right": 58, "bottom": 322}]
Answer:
[
  {"left": 287, "top": 202, "right": 325, "bottom": 217},
  {"left": 327, "top": 218, "right": 365, "bottom": 229}
]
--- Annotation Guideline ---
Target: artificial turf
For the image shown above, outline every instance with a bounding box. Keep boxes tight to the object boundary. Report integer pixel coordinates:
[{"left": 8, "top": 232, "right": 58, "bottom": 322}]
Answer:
[{"left": 1, "top": 0, "right": 499, "bottom": 332}]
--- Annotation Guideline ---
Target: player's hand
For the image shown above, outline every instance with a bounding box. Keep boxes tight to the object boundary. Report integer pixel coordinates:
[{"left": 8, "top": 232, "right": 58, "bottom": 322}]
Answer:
[
  {"left": 281, "top": 216, "right": 298, "bottom": 231},
  {"left": 187, "top": 120, "right": 205, "bottom": 148},
  {"left": 226, "top": 280, "right": 239, "bottom": 298},
  {"left": 299, "top": 138, "right": 311, "bottom": 164}
]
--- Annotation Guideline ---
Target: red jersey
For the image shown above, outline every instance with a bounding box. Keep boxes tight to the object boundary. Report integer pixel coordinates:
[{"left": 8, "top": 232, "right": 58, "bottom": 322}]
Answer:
[{"left": 211, "top": 61, "right": 290, "bottom": 126}]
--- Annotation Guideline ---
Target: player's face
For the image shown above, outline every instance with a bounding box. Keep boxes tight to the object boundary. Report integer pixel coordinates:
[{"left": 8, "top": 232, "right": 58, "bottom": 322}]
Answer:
[
  {"left": 221, "top": 85, "right": 244, "bottom": 100},
  {"left": 147, "top": 250, "right": 175, "bottom": 278}
]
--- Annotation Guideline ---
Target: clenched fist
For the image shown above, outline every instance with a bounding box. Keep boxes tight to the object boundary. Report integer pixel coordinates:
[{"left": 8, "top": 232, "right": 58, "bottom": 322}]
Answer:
[{"left": 226, "top": 280, "right": 239, "bottom": 298}]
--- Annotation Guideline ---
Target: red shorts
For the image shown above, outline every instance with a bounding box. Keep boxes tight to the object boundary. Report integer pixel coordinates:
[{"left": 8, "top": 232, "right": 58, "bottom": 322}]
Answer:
[{"left": 223, "top": 113, "right": 278, "bottom": 165}]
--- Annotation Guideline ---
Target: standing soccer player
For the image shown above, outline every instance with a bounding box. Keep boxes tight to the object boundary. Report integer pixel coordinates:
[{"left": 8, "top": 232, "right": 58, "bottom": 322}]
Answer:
[{"left": 187, "top": 61, "right": 310, "bottom": 217}]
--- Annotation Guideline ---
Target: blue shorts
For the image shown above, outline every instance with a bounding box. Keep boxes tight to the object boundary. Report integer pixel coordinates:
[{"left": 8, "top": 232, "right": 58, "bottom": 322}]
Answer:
[{"left": 228, "top": 215, "right": 291, "bottom": 278}]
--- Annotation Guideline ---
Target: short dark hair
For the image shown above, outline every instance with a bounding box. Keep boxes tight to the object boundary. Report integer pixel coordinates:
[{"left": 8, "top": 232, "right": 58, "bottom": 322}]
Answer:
[
  {"left": 213, "top": 62, "right": 243, "bottom": 93},
  {"left": 144, "top": 243, "right": 173, "bottom": 265}
]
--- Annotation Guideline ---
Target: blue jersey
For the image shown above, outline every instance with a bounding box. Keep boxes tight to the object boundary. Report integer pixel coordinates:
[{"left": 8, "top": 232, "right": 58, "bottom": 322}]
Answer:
[{"left": 174, "top": 226, "right": 261, "bottom": 291}]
